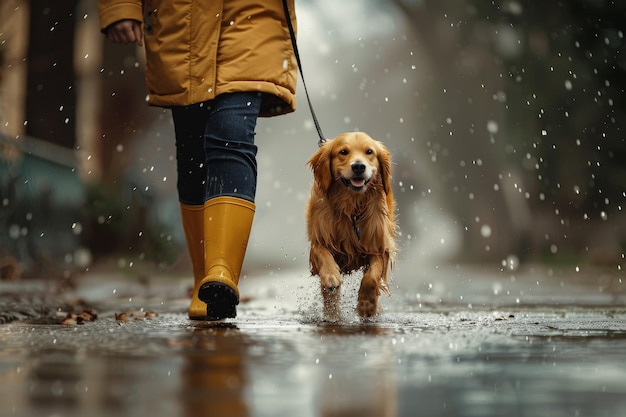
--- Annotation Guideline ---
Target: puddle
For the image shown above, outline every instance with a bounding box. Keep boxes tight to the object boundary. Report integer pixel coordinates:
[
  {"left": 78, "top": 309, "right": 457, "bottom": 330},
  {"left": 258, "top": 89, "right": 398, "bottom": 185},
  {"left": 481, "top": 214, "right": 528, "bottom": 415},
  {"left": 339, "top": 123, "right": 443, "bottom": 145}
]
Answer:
[{"left": 1, "top": 266, "right": 626, "bottom": 416}]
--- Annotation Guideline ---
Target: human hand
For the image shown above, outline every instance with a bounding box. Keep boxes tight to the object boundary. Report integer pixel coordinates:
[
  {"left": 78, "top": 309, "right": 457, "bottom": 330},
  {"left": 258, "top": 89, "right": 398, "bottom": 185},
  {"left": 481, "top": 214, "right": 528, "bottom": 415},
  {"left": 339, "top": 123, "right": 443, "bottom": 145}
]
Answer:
[{"left": 105, "top": 19, "right": 143, "bottom": 47}]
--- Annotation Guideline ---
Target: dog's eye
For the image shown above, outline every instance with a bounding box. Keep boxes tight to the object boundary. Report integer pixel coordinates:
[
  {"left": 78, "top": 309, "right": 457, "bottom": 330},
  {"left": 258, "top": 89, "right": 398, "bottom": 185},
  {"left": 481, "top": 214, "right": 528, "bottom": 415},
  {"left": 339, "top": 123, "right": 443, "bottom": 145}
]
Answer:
[
  {"left": 339, "top": 149, "right": 349, "bottom": 156},
  {"left": 366, "top": 149, "right": 374, "bottom": 155}
]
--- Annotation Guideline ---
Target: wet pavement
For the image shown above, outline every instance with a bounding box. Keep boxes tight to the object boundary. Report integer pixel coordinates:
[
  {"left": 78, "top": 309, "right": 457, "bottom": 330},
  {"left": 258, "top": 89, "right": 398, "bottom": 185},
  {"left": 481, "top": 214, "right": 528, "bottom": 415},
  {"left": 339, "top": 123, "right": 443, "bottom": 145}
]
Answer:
[{"left": 1, "top": 260, "right": 625, "bottom": 417}]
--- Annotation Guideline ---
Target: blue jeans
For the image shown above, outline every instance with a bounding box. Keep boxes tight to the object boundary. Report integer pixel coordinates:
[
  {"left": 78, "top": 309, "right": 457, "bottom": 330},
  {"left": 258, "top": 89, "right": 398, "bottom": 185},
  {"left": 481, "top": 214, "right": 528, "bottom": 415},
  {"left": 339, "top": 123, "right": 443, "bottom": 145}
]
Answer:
[{"left": 172, "top": 92, "right": 262, "bottom": 205}]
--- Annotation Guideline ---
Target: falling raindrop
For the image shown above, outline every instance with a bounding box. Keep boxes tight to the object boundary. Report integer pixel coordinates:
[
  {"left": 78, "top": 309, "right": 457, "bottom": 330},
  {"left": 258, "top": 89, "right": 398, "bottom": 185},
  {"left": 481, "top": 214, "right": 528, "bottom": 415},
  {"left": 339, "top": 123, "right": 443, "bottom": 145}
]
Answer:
[
  {"left": 487, "top": 120, "right": 499, "bottom": 134},
  {"left": 504, "top": 255, "right": 519, "bottom": 271},
  {"left": 71, "top": 223, "right": 82, "bottom": 235}
]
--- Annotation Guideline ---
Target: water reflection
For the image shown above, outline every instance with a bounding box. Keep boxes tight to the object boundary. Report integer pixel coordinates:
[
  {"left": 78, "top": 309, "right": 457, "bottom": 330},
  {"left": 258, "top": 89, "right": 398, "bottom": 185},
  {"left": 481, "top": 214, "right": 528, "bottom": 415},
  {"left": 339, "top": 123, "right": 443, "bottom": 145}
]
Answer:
[
  {"left": 313, "top": 322, "right": 397, "bottom": 417},
  {"left": 27, "top": 349, "right": 83, "bottom": 411},
  {"left": 1, "top": 312, "right": 624, "bottom": 417},
  {"left": 18, "top": 347, "right": 180, "bottom": 416},
  {"left": 176, "top": 323, "right": 249, "bottom": 417},
  {"left": 176, "top": 320, "right": 400, "bottom": 417}
]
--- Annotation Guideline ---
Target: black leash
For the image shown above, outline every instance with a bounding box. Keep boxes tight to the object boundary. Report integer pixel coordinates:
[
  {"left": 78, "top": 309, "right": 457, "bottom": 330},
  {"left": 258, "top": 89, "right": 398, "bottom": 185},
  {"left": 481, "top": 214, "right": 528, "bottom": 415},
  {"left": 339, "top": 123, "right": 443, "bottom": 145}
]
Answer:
[{"left": 282, "top": 0, "right": 327, "bottom": 147}]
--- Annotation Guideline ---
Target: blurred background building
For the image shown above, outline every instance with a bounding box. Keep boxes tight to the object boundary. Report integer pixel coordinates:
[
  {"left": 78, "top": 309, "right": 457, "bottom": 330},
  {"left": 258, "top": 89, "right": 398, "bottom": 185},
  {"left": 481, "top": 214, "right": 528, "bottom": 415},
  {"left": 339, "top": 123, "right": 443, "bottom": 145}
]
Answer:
[{"left": 1, "top": 0, "right": 625, "bottom": 280}]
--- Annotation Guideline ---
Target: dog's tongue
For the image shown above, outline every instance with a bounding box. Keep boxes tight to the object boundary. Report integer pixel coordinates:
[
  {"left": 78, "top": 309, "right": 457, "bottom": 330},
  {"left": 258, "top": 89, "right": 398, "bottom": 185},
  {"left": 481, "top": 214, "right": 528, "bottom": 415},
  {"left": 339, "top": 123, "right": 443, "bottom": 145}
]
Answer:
[{"left": 351, "top": 178, "right": 366, "bottom": 188}]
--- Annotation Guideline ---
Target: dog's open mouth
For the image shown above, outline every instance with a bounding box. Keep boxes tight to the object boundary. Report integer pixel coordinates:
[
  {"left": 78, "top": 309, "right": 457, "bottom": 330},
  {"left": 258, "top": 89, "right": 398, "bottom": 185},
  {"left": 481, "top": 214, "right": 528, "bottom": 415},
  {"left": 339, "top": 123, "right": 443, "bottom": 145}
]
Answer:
[{"left": 342, "top": 177, "right": 369, "bottom": 191}]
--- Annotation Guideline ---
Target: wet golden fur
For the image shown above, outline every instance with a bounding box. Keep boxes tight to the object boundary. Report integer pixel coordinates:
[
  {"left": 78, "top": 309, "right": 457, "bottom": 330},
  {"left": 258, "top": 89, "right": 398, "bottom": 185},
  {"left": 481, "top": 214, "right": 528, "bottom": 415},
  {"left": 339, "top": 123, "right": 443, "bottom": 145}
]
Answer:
[{"left": 306, "top": 132, "right": 397, "bottom": 318}]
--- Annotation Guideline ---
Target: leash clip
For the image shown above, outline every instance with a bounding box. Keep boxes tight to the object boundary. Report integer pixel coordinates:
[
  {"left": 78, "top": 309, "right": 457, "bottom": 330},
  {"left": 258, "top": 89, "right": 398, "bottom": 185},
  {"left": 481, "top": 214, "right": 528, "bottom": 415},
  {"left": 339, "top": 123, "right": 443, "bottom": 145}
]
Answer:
[{"left": 352, "top": 216, "right": 361, "bottom": 240}]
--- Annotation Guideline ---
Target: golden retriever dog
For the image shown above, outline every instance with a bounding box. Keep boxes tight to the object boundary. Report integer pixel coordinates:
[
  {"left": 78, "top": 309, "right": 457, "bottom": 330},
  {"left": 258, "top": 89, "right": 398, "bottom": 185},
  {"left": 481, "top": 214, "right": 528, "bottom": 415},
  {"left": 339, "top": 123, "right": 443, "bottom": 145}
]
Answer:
[{"left": 306, "top": 132, "right": 398, "bottom": 318}]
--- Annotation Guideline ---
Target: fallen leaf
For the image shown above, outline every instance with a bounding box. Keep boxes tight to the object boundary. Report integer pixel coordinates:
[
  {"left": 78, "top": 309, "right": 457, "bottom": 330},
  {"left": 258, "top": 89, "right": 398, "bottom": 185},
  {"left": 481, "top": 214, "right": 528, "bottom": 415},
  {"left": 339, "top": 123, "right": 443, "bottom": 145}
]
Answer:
[
  {"left": 60, "top": 309, "right": 98, "bottom": 326},
  {"left": 115, "top": 309, "right": 158, "bottom": 322}
]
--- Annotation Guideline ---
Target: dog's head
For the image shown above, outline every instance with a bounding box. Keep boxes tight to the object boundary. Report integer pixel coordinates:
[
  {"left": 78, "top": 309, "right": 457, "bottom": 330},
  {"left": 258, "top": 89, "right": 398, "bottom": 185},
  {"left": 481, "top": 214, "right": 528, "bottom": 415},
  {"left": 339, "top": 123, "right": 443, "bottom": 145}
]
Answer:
[{"left": 308, "top": 132, "right": 392, "bottom": 195}]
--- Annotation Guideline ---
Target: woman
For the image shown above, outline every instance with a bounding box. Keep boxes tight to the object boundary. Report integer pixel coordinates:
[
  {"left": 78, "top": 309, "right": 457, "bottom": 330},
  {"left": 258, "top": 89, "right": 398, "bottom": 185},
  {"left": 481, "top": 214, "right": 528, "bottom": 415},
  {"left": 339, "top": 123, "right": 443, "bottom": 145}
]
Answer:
[{"left": 98, "top": 0, "right": 297, "bottom": 320}]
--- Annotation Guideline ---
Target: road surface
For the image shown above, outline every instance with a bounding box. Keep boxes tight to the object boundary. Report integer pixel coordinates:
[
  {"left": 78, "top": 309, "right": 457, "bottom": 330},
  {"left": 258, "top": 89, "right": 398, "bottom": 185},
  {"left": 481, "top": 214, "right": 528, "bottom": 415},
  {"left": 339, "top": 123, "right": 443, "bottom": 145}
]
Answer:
[{"left": 1, "top": 261, "right": 625, "bottom": 417}]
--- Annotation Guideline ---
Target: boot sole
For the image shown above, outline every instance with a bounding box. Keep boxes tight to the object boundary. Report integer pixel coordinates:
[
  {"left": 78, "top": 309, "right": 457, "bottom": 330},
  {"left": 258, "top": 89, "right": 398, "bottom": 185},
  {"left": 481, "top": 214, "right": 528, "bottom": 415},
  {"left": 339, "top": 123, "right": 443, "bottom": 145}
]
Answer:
[{"left": 192, "top": 282, "right": 239, "bottom": 321}]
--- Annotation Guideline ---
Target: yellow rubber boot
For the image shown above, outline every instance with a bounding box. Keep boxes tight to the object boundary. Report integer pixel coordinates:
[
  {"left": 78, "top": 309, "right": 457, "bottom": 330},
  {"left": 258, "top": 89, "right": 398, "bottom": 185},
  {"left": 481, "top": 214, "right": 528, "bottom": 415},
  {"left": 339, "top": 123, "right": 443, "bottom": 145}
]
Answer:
[{"left": 184, "top": 196, "right": 255, "bottom": 320}]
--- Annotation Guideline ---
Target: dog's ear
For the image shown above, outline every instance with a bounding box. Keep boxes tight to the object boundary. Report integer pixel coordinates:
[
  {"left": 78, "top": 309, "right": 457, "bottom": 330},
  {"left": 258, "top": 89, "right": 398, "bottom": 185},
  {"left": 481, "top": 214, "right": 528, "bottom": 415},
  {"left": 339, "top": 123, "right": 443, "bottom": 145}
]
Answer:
[
  {"left": 377, "top": 142, "right": 393, "bottom": 195},
  {"left": 307, "top": 142, "right": 333, "bottom": 192}
]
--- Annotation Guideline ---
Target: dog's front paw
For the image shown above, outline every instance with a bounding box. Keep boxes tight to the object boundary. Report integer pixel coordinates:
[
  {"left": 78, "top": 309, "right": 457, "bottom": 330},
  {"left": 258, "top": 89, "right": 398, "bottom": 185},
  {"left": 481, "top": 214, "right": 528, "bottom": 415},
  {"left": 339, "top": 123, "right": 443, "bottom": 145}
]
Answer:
[
  {"left": 357, "top": 277, "right": 380, "bottom": 317},
  {"left": 319, "top": 270, "right": 342, "bottom": 320},
  {"left": 319, "top": 269, "right": 342, "bottom": 291},
  {"left": 356, "top": 297, "right": 379, "bottom": 317},
  {"left": 321, "top": 285, "right": 341, "bottom": 321}
]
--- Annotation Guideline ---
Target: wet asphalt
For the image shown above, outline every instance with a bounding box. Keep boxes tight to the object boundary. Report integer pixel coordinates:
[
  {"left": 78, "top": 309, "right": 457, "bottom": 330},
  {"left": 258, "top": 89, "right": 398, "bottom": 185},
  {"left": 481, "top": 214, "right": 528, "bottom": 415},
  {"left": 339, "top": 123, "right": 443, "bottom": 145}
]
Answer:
[{"left": 1, "top": 261, "right": 625, "bottom": 417}]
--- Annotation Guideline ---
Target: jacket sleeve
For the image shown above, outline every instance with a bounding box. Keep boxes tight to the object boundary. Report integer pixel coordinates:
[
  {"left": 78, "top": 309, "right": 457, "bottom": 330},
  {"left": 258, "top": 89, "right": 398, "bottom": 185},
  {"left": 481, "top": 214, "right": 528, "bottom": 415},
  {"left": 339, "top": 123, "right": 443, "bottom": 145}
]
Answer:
[{"left": 97, "top": 0, "right": 144, "bottom": 32}]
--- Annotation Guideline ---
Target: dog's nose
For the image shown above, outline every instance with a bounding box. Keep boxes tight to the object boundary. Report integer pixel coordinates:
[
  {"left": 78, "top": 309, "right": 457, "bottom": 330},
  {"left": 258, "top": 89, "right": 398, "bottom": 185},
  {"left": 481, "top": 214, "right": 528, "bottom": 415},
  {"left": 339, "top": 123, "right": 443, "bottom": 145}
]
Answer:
[{"left": 351, "top": 162, "right": 366, "bottom": 174}]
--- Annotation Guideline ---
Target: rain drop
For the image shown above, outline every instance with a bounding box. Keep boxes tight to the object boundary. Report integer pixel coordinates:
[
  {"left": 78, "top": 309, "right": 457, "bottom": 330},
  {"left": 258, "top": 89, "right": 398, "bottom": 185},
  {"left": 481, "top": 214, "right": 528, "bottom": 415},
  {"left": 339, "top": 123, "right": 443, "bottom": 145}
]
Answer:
[{"left": 504, "top": 255, "right": 519, "bottom": 271}]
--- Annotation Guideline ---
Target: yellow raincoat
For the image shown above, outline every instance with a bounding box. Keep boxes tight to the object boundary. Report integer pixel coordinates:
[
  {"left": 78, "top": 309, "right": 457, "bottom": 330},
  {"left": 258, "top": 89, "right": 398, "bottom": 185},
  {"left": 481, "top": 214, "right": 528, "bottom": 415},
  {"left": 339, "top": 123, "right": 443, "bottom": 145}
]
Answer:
[{"left": 98, "top": 0, "right": 297, "bottom": 117}]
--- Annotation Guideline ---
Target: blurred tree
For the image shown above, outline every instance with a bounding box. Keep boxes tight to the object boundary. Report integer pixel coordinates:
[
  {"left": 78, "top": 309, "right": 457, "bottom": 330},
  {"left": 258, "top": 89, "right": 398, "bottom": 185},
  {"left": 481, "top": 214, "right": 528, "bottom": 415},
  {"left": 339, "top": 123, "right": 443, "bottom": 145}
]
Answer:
[
  {"left": 25, "top": 0, "right": 78, "bottom": 148},
  {"left": 394, "top": 0, "right": 626, "bottom": 263},
  {"left": 501, "top": 0, "right": 626, "bottom": 261}
]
